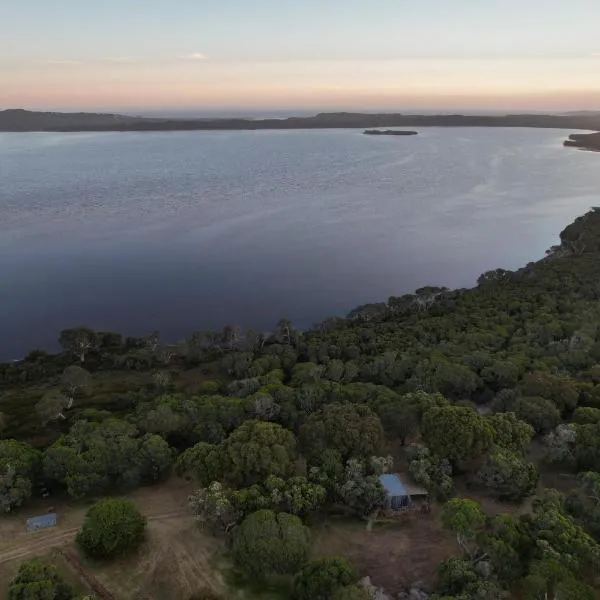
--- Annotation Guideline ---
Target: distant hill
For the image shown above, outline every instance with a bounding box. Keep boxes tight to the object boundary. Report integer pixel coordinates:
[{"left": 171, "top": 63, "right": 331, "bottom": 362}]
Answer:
[
  {"left": 2, "top": 108, "right": 600, "bottom": 133},
  {"left": 0, "top": 109, "right": 146, "bottom": 132},
  {"left": 563, "top": 110, "right": 600, "bottom": 117}
]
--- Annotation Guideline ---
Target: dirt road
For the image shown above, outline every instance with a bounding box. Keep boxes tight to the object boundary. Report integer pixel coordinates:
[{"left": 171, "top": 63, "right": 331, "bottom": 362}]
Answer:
[{"left": 0, "top": 479, "right": 193, "bottom": 565}]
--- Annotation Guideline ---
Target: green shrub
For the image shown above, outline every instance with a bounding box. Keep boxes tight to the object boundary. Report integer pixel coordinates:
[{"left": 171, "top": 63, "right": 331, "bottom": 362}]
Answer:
[
  {"left": 76, "top": 498, "right": 146, "bottom": 559},
  {"left": 293, "top": 557, "right": 358, "bottom": 600},
  {"left": 8, "top": 560, "right": 73, "bottom": 600},
  {"left": 232, "top": 509, "right": 310, "bottom": 578}
]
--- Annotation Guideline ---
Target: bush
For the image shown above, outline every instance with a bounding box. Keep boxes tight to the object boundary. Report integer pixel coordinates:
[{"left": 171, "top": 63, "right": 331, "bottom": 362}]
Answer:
[
  {"left": 331, "top": 585, "right": 369, "bottom": 600},
  {"left": 293, "top": 557, "right": 358, "bottom": 600},
  {"left": 232, "top": 509, "right": 310, "bottom": 578},
  {"left": 573, "top": 407, "right": 600, "bottom": 425},
  {"left": 8, "top": 560, "right": 73, "bottom": 600},
  {"left": 76, "top": 498, "right": 146, "bottom": 559}
]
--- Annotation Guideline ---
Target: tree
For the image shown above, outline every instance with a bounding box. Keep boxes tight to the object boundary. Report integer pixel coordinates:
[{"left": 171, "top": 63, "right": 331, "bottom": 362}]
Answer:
[
  {"left": 8, "top": 560, "right": 73, "bottom": 600},
  {"left": 36, "top": 390, "right": 69, "bottom": 423},
  {"left": 59, "top": 327, "right": 97, "bottom": 363},
  {"left": 137, "top": 433, "right": 174, "bottom": 482},
  {"left": 377, "top": 391, "right": 447, "bottom": 445},
  {"left": 520, "top": 371, "right": 579, "bottom": 414},
  {"left": 545, "top": 424, "right": 577, "bottom": 466},
  {"left": 407, "top": 444, "right": 453, "bottom": 500},
  {"left": 60, "top": 365, "right": 92, "bottom": 408},
  {"left": 264, "top": 475, "right": 327, "bottom": 516},
  {"left": 487, "top": 412, "right": 534, "bottom": 455},
  {"left": 479, "top": 513, "right": 528, "bottom": 586},
  {"left": 43, "top": 418, "right": 173, "bottom": 498},
  {"left": 76, "top": 498, "right": 146, "bottom": 559},
  {"left": 565, "top": 471, "right": 600, "bottom": 536},
  {"left": 515, "top": 396, "right": 561, "bottom": 434},
  {"left": 554, "top": 578, "right": 596, "bottom": 600},
  {"left": 300, "top": 403, "right": 384, "bottom": 462},
  {"left": 0, "top": 411, "right": 6, "bottom": 438},
  {"left": 175, "top": 442, "right": 223, "bottom": 485},
  {"left": 0, "top": 439, "right": 40, "bottom": 513},
  {"left": 189, "top": 481, "right": 236, "bottom": 531},
  {"left": 293, "top": 557, "right": 358, "bottom": 600},
  {"left": 231, "top": 510, "right": 311, "bottom": 577},
  {"left": 526, "top": 490, "right": 600, "bottom": 588},
  {"left": 337, "top": 458, "right": 386, "bottom": 516},
  {"left": 422, "top": 406, "right": 493, "bottom": 468},
  {"left": 331, "top": 586, "right": 369, "bottom": 600},
  {"left": 442, "top": 498, "right": 485, "bottom": 559},
  {"left": 435, "top": 556, "right": 482, "bottom": 597},
  {"left": 573, "top": 406, "right": 600, "bottom": 425},
  {"left": 228, "top": 476, "right": 327, "bottom": 519},
  {"left": 475, "top": 448, "right": 539, "bottom": 501},
  {"left": 219, "top": 420, "right": 297, "bottom": 486}
]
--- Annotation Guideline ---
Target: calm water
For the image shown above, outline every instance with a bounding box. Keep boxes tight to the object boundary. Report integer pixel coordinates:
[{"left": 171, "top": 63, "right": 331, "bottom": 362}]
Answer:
[{"left": 1, "top": 128, "right": 599, "bottom": 360}]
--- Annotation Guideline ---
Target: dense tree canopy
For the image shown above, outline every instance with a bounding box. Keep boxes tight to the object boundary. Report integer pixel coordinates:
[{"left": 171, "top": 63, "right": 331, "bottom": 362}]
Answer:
[
  {"left": 0, "top": 439, "right": 40, "bottom": 513},
  {"left": 43, "top": 419, "right": 172, "bottom": 498},
  {"left": 422, "top": 406, "right": 493, "bottom": 468},
  {"left": 300, "top": 403, "right": 383, "bottom": 461},
  {"left": 220, "top": 420, "right": 298, "bottom": 486}
]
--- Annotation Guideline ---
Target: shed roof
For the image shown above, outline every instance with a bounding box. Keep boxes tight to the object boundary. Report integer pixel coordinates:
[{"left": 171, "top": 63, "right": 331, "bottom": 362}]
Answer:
[
  {"left": 26, "top": 513, "right": 57, "bottom": 529},
  {"left": 379, "top": 474, "right": 408, "bottom": 497}
]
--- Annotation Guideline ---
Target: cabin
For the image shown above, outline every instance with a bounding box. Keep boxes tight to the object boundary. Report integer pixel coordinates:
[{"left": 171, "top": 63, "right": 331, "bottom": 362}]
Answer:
[
  {"left": 378, "top": 473, "right": 428, "bottom": 510},
  {"left": 26, "top": 513, "right": 57, "bottom": 533}
]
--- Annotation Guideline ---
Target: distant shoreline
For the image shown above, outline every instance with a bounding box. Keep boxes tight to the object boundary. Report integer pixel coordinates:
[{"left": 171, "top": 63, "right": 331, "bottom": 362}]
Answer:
[
  {"left": 1, "top": 109, "right": 600, "bottom": 138},
  {"left": 2, "top": 109, "right": 599, "bottom": 153}
]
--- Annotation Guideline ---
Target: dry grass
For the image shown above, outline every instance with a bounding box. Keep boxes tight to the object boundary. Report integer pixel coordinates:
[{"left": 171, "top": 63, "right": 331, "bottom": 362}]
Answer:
[
  {"left": 312, "top": 510, "right": 457, "bottom": 594},
  {"left": 86, "top": 515, "right": 228, "bottom": 600},
  {"left": 0, "top": 478, "right": 235, "bottom": 599}
]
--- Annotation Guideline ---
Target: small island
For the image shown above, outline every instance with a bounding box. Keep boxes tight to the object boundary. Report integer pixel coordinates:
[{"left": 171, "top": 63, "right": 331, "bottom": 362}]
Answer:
[{"left": 363, "top": 129, "right": 418, "bottom": 136}]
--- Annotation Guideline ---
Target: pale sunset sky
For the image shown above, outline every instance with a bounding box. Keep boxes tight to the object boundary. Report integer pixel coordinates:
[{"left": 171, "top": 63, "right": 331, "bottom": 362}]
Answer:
[{"left": 2, "top": 0, "right": 600, "bottom": 113}]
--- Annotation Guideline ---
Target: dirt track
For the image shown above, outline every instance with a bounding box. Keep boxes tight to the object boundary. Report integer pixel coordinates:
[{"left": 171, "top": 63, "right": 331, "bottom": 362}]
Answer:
[
  {"left": 0, "top": 479, "right": 194, "bottom": 566},
  {"left": 0, "top": 509, "right": 188, "bottom": 565}
]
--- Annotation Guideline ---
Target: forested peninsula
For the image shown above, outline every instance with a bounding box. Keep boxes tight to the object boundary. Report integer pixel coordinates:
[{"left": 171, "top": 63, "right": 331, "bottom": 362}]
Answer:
[{"left": 4, "top": 210, "right": 600, "bottom": 598}]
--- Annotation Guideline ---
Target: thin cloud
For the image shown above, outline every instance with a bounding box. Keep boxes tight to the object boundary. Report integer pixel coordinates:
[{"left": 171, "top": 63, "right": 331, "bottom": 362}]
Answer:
[
  {"left": 44, "top": 60, "right": 82, "bottom": 66},
  {"left": 179, "top": 52, "right": 208, "bottom": 61},
  {"left": 103, "top": 56, "right": 138, "bottom": 63}
]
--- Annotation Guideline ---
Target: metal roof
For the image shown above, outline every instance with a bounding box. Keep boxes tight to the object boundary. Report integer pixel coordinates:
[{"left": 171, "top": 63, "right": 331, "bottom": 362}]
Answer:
[
  {"left": 378, "top": 474, "right": 408, "bottom": 497},
  {"left": 26, "top": 513, "right": 57, "bottom": 530}
]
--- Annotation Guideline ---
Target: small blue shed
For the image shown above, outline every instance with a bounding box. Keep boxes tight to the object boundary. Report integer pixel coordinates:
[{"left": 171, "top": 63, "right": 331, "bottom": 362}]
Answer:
[
  {"left": 26, "top": 513, "right": 57, "bottom": 533},
  {"left": 379, "top": 474, "right": 412, "bottom": 510}
]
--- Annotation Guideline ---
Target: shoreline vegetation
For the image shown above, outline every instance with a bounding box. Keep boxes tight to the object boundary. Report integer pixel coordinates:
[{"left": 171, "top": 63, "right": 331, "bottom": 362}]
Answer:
[
  {"left": 1, "top": 109, "right": 600, "bottom": 150},
  {"left": 564, "top": 131, "right": 600, "bottom": 151},
  {"left": 4, "top": 210, "right": 600, "bottom": 596}
]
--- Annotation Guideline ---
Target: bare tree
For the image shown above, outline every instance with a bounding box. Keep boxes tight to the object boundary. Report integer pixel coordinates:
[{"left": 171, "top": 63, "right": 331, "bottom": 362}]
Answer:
[
  {"left": 36, "top": 390, "right": 69, "bottom": 423},
  {"left": 59, "top": 327, "right": 97, "bottom": 363},
  {"left": 60, "top": 365, "right": 92, "bottom": 408}
]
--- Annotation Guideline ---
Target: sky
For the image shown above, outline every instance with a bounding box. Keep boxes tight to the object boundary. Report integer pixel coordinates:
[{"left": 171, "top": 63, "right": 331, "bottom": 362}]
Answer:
[{"left": 2, "top": 0, "right": 600, "bottom": 113}]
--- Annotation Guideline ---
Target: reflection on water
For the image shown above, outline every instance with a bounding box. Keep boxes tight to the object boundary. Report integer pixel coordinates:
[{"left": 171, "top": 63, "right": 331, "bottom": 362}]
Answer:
[{"left": 1, "top": 128, "right": 599, "bottom": 360}]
